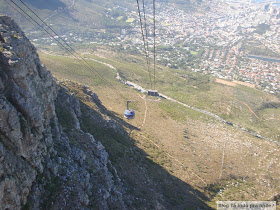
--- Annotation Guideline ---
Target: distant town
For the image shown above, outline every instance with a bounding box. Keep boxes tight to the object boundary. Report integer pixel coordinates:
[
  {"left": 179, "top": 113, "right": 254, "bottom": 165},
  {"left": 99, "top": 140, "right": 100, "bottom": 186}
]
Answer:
[{"left": 32, "top": 0, "right": 280, "bottom": 94}]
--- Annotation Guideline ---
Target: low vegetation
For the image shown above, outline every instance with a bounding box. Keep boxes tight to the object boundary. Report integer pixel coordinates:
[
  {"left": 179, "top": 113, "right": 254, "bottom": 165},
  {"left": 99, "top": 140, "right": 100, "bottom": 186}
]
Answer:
[{"left": 39, "top": 50, "right": 280, "bottom": 208}]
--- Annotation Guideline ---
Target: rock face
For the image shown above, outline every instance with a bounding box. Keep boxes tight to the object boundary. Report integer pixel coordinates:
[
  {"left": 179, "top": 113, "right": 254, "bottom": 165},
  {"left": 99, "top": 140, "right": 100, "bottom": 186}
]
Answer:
[{"left": 0, "top": 15, "right": 125, "bottom": 209}]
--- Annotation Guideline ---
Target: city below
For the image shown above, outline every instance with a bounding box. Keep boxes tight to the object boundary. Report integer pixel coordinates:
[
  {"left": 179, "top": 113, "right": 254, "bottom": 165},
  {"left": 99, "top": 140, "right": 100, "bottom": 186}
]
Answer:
[{"left": 31, "top": 0, "right": 280, "bottom": 94}]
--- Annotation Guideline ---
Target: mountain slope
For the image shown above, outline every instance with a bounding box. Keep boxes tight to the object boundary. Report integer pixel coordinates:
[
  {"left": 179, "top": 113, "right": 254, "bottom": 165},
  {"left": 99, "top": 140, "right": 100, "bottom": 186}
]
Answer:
[
  {"left": 0, "top": 14, "right": 214, "bottom": 209},
  {"left": 0, "top": 15, "right": 125, "bottom": 209},
  {"left": 0, "top": 0, "right": 203, "bottom": 39},
  {"left": 0, "top": 0, "right": 135, "bottom": 34},
  {"left": 38, "top": 47, "right": 280, "bottom": 208},
  {"left": 23, "top": 0, "right": 66, "bottom": 10}
]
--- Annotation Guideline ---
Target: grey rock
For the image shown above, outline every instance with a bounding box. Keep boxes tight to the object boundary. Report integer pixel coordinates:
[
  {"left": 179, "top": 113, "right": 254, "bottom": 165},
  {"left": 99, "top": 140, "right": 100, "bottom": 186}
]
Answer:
[{"left": 0, "top": 15, "right": 126, "bottom": 210}]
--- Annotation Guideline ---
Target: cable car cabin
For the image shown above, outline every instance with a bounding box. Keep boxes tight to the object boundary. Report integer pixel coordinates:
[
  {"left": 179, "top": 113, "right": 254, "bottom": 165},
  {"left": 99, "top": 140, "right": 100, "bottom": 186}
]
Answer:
[
  {"left": 147, "top": 90, "right": 159, "bottom": 97},
  {"left": 124, "top": 109, "right": 135, "bottom": 119},
  {"left": 124, "top": 100, "right": 135, "bottom": 119}
]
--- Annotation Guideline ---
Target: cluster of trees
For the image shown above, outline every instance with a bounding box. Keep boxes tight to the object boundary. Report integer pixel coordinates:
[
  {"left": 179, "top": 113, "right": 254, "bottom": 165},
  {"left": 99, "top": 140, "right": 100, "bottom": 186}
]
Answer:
[
  {"left": 102, "top": 8, "right": 133, "bottom": 29},
  {"left": 254, "top": 23, "right": 270, "bottom": 35},
  {"left": 246, "top": 45, "right": 280, "bottom": 58},
  {"left": 101, "top": 17, "right": 131, "bottom": 29},
  {"left": 259, "top": 102, "right": 280, "bottom": 110},
  {"left": 155, "top": 42, "right": 206, "bottom": 69}
]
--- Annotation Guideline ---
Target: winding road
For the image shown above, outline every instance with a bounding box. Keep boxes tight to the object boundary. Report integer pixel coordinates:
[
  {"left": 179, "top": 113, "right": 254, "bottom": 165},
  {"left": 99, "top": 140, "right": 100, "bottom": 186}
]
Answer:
[
  {"left": 115, "top": 66, "right": 280, "bottom": 146},
  {"left": 40, "top": 50, "right": 280, "bottom": 146},
  {"left": 43, "top": 0, "right": 76, "bottom": 22}
]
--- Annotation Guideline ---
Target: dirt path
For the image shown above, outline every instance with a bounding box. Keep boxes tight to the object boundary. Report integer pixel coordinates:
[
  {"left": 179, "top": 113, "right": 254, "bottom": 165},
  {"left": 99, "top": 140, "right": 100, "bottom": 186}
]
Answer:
[
  {"left": 68, "top": 0, "right": 76, "bottom": 9},
  {"left": 265, "top": 118, "right": 280, "bottom": 121},
  {"left": 138, "top": 94, "right": 148, "bottom": 129},
  {"left": 235, "top": 99, "right": 259, "bottom": 120},
  {"left": 138, "top": 134, "right": 207, "bottom": 186},
  {"left": 216, "top": 78, "right": 237, "bottom": 87},
  {"left": 132, "top": 95, "right": 209, "bottom": 185},
  {"left": 43, "top": 0, "right": 76, "bottom": 22},
  {"left": 39, "top": 51, "right": 280, "bottom": 146},
  {"left": 219, "top": 139, "right": 227, "bottom": 179}
]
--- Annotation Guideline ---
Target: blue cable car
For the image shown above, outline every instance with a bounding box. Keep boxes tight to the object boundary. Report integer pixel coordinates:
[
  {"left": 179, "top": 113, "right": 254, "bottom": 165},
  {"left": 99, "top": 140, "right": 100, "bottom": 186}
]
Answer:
[{"left": 124, "top": 101, "right": 135, "bottom": 119}]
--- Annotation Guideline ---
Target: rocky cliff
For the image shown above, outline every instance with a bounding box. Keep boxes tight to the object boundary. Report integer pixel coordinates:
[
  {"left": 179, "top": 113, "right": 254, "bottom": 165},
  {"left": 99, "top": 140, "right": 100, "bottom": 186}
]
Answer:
[{"left": 0, "top": 15, "right": 125, "bottom": 209}]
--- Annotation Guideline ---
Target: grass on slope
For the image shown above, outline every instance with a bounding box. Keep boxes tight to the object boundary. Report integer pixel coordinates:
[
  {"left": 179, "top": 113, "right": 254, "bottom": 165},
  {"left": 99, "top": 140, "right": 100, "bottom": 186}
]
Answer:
[
  {"left": 59, "top": 81, "right": 212, "bottom": 209},
  {"left": 65, "top": 50, "right": 280, "bottom": 142},
  {"left": 39, "top": 51, "right": 280, "bottom": 208},
  {"left": 39, "top": 50, "right": 280, "bottom": 142},
  {"left": 39, "top": 52, "right": 119, "bottom": 87},
  {"left": 61, "top": 81, "right": 280, "bottom": 209}
]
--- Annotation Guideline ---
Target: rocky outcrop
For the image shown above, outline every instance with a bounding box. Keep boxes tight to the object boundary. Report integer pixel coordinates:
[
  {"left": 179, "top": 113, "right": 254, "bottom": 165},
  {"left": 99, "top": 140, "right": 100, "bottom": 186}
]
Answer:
[{"left": 0, "top": 15, "right": 125, "bottom": 209}]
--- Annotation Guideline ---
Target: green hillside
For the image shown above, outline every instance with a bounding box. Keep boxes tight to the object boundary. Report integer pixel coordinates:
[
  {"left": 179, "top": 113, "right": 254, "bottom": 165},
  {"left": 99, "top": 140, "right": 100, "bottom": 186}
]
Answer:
[
  {"left": 0, "top": 0, "right": 135, "bottom": 35},
  {"left": 0, "top": 0, "right": 202, "bottom": 37},
  {"left": 2, "top": 0, "right": 279, "bottom": 207},
  {"left": 24, "top": 0, "right": 66, "bottom": 10},
  {"left": 38, "top": 49, "right": 280, "bottom": 208},
  {"left": 39, "top": 50, "right": 280, "bottom": 142}
]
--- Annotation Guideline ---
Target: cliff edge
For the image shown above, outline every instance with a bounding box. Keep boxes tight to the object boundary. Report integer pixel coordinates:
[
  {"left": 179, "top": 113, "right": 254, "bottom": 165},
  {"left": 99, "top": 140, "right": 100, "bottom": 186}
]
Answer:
[{"left": 0, "top": 15, "right": 125, "bottom": 209}]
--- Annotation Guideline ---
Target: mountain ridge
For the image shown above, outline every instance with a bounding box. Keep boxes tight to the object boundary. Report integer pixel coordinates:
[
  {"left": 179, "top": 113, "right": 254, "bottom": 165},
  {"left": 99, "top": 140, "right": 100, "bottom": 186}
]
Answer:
[
  {"left": 0, "top": 14, "right": 126, "bottom": 209},
  {"left": 0, "top": 14, "right": 212, "bottom": 209},
  {"left": 23, "top": 0, "right": 66, "bottom": 10},
  {"left": 0, "top": 0, "right": 203, "bottom": 37}
]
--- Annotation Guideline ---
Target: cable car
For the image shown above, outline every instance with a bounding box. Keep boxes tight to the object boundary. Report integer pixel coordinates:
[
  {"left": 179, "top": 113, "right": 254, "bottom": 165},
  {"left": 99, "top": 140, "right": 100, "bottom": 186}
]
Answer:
[
  {"left": 124, "top": 100, "right": 135, "bottom": 119},
  {"left": 147, "top": 90, "right": 159, "bottom": 97}
]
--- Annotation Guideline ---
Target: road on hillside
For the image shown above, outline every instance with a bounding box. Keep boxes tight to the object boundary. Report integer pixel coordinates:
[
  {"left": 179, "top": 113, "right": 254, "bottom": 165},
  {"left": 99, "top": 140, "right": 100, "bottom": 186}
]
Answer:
[
  {"left": 43, "top": 0, "right": 76, "bottom": 22},
  {"left": 40, "top": 51, "right": 280, "bottom": 146},
  {"left": 114, "top": 66, "right": 280, "bottom": 146}
]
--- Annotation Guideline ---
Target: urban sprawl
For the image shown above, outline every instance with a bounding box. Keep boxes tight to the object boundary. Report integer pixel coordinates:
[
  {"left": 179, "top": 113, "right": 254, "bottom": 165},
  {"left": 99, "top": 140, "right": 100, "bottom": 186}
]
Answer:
[{"left": 33, "top": 0, "right": 280, "bottom": 94}]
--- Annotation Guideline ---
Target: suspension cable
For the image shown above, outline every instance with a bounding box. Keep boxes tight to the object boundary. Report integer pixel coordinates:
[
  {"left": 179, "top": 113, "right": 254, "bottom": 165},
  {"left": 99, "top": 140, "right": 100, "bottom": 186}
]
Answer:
[
  {"left": 153, "top": 0, "right": 156, "bottom": 91},
  {"left": 18, "top": 0, "right": 124, "bottom": 96},
  {"left": 142, "top": 0, "right": 150, "bottom": 65},
  {"left": 8, "top": 0, "right": 127, "bottom": 100},
  {"left": 4, "top": 0, "right": 40, "bottom": 30},
  {"left": 142, "top": 0, "right": 153, "bottom": 91},
  {"left": 136, "top": 0, "right": 153, "bottom": 90}
]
